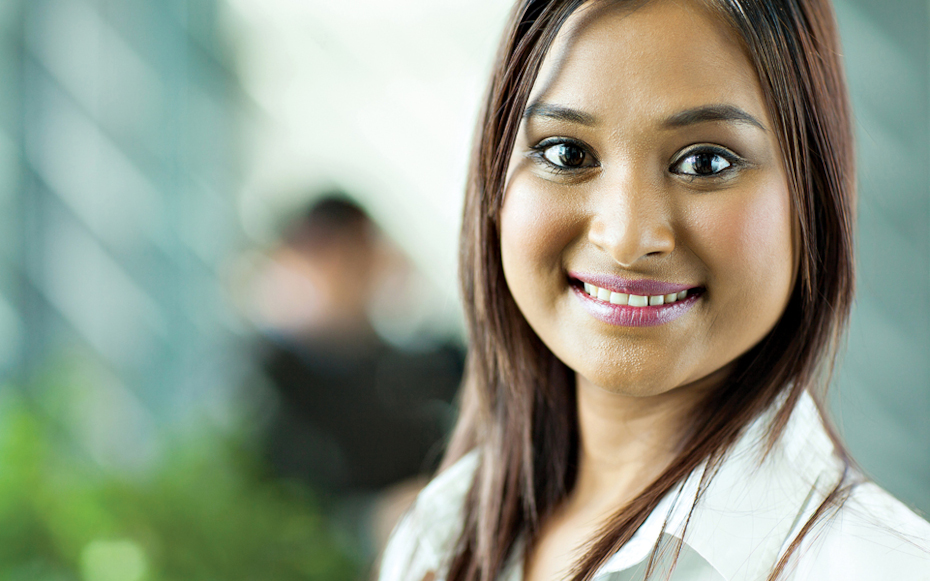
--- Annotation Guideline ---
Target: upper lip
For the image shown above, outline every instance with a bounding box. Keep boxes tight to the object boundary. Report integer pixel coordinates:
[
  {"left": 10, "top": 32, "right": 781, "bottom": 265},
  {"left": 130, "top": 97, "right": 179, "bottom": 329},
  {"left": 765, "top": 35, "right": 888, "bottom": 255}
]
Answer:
[{"left": 569, "top": 271, "right": 698, "bottom": 296}]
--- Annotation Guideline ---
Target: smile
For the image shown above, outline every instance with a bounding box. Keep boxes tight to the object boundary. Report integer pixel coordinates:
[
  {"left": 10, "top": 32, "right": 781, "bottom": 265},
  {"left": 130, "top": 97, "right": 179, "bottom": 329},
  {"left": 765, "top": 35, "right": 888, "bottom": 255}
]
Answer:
[
  {"left": 581, "top": 282, "right": 692, "bottom": 307},
  {"left": 569, "top": 274, "right": 703, "bottom": 327}
]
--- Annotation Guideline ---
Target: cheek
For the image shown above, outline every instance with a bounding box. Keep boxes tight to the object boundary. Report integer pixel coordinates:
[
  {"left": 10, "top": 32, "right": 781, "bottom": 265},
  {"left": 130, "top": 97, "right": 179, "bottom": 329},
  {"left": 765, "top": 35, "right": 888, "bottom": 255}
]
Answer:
[
  {"left": 731, "top": 193, "right": 791, "bottom": 263},
  {"left": 500, "top": 177, "right": 581, "bottom": 283},
  {"left": 696, "top": 178, "right": 795, "bottom": 318}
]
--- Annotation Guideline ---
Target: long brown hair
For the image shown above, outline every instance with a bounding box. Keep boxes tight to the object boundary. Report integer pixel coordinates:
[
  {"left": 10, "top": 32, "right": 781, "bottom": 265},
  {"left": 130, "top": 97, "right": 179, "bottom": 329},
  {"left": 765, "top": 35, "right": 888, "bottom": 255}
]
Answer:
[{"left": 445, "top": 0, "right": 856, "bottom": 579}]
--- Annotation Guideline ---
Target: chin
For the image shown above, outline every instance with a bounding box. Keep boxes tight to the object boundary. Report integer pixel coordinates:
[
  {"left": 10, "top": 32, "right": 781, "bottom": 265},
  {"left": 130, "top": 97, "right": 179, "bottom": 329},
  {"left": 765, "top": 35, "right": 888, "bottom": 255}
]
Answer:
[
  {"left": 575, "top": 365, "right": 681, "bottom": 397},
  {"left": 573, "top": 356, "right": 734, "bottom": 400}
]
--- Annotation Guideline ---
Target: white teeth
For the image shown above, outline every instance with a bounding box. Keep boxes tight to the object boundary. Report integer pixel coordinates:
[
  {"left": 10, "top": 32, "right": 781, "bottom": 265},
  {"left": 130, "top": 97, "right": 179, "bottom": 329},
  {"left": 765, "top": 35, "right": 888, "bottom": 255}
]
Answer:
[
  {"left": 628, "top": 294, "right": 648, "bottom": 307},
  {"left": 582, "top": 283, "right": 694, "bottom": 307},
  {"left": 609, "top": 292, "right": 629, "bottom": 305}
]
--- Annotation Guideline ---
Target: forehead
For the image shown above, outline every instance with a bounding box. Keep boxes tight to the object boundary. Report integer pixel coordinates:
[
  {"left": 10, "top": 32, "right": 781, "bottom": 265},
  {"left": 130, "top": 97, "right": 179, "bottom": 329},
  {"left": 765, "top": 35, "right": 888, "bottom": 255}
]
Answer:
[{"left": 529, "top": 0, "right": 766, "bottom": 127}]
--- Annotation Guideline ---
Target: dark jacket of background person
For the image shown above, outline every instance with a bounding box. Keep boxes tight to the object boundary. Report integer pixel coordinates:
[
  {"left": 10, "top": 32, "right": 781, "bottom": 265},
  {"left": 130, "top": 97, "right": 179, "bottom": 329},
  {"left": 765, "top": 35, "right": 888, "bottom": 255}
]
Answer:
[{"left": 262, "top": 332, "right": 462, "bottom": 493}]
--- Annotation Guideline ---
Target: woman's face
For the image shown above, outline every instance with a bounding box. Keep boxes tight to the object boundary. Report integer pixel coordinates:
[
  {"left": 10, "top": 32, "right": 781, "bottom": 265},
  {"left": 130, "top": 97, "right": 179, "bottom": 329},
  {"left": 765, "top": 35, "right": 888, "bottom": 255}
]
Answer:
[{"left": 500, "top": 0, "right": 797, "bottom": 397}]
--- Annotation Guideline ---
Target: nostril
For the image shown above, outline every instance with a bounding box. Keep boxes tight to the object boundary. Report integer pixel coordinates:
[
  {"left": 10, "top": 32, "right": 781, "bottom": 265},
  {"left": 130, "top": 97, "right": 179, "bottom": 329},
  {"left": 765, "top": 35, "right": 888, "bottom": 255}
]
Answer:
[{"left": 587, "top": 212, "right": 675, "bottom": 266}]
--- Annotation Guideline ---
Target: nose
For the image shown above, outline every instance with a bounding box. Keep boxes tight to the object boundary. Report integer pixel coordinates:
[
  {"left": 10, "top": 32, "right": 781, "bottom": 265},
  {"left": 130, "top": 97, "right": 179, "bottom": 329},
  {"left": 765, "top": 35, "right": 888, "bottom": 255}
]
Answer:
[{"left": 586, "top": 175, "right": 676, "bottom": 267}]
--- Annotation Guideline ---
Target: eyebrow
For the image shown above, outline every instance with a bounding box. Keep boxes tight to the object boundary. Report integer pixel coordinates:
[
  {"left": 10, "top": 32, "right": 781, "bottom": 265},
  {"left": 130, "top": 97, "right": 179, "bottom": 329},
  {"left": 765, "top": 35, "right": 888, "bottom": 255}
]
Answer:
[
  {"left": 522, "top": 102, "right": 766, "bottom": 132},
  {"left": 522, "top": 102, "right": 598, "bottom": 126},
  {"left": 662, "top": 104, "right": 766, "bottom": 131}
]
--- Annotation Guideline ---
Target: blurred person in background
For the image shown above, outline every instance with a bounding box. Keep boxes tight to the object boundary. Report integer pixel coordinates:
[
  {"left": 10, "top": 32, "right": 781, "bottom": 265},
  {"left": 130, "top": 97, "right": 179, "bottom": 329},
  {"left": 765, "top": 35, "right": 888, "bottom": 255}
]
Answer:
[{"left": 245, "top": 192, "right": 463, "bottom": 571}]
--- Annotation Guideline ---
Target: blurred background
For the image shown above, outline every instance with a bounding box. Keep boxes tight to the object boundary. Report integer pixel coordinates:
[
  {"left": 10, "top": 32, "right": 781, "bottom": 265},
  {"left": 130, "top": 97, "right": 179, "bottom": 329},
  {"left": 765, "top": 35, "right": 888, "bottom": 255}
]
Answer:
[{"left": 0, "top": 0, "right": 925, "bottom": 578}]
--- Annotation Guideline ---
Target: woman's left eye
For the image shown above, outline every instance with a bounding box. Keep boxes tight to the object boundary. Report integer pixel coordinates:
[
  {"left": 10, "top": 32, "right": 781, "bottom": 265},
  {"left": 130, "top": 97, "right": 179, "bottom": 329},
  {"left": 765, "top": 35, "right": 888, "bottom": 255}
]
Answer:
[{"left": 671, "top": 147, "right": 738, "bottom": 177}]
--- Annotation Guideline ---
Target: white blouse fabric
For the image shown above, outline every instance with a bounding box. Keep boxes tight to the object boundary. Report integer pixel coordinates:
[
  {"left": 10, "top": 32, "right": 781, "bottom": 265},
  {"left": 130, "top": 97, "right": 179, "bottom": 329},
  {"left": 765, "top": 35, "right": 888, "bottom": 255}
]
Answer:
[{"left": 379, "top": 392, "right": 930, "bottom": 581}]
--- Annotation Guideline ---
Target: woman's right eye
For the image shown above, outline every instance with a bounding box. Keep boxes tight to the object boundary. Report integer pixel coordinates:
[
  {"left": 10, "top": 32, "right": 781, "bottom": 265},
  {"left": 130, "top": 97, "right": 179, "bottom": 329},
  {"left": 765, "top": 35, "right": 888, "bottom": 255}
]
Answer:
[{"left": 532, "top": 139, "right": 597, "bottom": 171}]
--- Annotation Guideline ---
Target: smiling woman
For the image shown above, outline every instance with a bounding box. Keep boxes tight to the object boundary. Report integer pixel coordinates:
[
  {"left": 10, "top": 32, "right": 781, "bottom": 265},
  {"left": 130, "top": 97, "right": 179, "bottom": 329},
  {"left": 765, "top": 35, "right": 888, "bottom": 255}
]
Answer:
[
  {"left": 501, "top": 1, "right": 796, "bottom": 404},
  {"left": 379, "top": 1, "right": 930, "bottom": 580}
]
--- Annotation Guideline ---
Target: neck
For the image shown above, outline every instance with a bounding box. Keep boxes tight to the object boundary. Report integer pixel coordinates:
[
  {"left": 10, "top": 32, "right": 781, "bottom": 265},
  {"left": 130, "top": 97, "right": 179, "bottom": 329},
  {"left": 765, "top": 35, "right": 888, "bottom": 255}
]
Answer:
[{"left": 567, "top": 370, "right": 725, "bottom": 516}]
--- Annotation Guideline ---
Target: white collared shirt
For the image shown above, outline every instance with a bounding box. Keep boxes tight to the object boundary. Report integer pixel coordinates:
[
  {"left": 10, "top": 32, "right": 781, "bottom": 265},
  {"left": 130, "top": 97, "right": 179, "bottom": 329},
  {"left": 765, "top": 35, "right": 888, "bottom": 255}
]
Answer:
[{"left": 379, "top": 392, "right": 930, "bottom": 580}]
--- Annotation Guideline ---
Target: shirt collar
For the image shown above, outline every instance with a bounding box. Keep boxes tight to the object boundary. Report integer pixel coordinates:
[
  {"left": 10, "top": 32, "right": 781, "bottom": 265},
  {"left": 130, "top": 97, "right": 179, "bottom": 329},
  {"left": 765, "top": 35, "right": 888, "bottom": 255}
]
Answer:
[{"left": 596, "top": 391, "right": 844, "bottom": 580}]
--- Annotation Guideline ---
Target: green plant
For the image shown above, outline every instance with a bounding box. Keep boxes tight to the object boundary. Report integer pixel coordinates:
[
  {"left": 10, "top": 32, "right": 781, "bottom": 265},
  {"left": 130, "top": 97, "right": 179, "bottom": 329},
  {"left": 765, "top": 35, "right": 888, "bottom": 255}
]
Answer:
[{"left": 0, "top": 387, "right": 360, "bottom": 581}]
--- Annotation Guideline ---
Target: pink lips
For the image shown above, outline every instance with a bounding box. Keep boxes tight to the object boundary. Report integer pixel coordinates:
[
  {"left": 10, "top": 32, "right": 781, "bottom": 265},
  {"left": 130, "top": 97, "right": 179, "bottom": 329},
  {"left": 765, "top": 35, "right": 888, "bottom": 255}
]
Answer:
[
  {"left": 570, "top": 272, "right": 693, "bottom": 296},
  {"left": 569, "top": 272, "right": 702, "bottom": 327}
]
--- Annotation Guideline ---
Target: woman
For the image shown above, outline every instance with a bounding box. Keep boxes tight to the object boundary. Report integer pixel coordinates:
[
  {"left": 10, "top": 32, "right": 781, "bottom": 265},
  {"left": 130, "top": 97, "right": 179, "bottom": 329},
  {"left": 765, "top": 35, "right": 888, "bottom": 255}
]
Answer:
[{"left": 380, "top": 0, "right": 930, "bottom": 579}]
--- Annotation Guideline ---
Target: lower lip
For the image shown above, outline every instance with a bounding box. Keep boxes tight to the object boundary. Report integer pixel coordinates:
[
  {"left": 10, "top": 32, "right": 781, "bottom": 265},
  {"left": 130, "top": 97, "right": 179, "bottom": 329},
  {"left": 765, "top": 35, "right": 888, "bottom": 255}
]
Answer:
[{"left": 572, "top": 286, "right": 701, "bottom": 327}]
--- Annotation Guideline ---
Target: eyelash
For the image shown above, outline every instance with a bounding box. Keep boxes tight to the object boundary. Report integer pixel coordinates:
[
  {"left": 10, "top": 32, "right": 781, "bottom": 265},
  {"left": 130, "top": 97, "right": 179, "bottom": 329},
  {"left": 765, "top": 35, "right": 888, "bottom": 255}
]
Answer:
[
  {"left": 528, "top": 138, "right": 745, "bottom": 180},
  {"left": 669, "top": 144, "right": 744, "bottom": 180},
  {"left": 528, "top": 137, "right": 599, "bottom": 175}
]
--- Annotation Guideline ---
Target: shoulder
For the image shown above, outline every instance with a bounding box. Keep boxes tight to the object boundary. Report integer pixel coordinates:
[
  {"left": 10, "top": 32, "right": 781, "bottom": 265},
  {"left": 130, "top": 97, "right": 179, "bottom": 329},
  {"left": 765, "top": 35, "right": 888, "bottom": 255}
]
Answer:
[
  {"left": 379, "top": 451, "right": 479, "bottom": 581},
  {"left": 677, "top": 393, "right": 930, "bottom": 581},
  {"left": 790, "top": 481, "right": 930, "bottom": 579}
]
